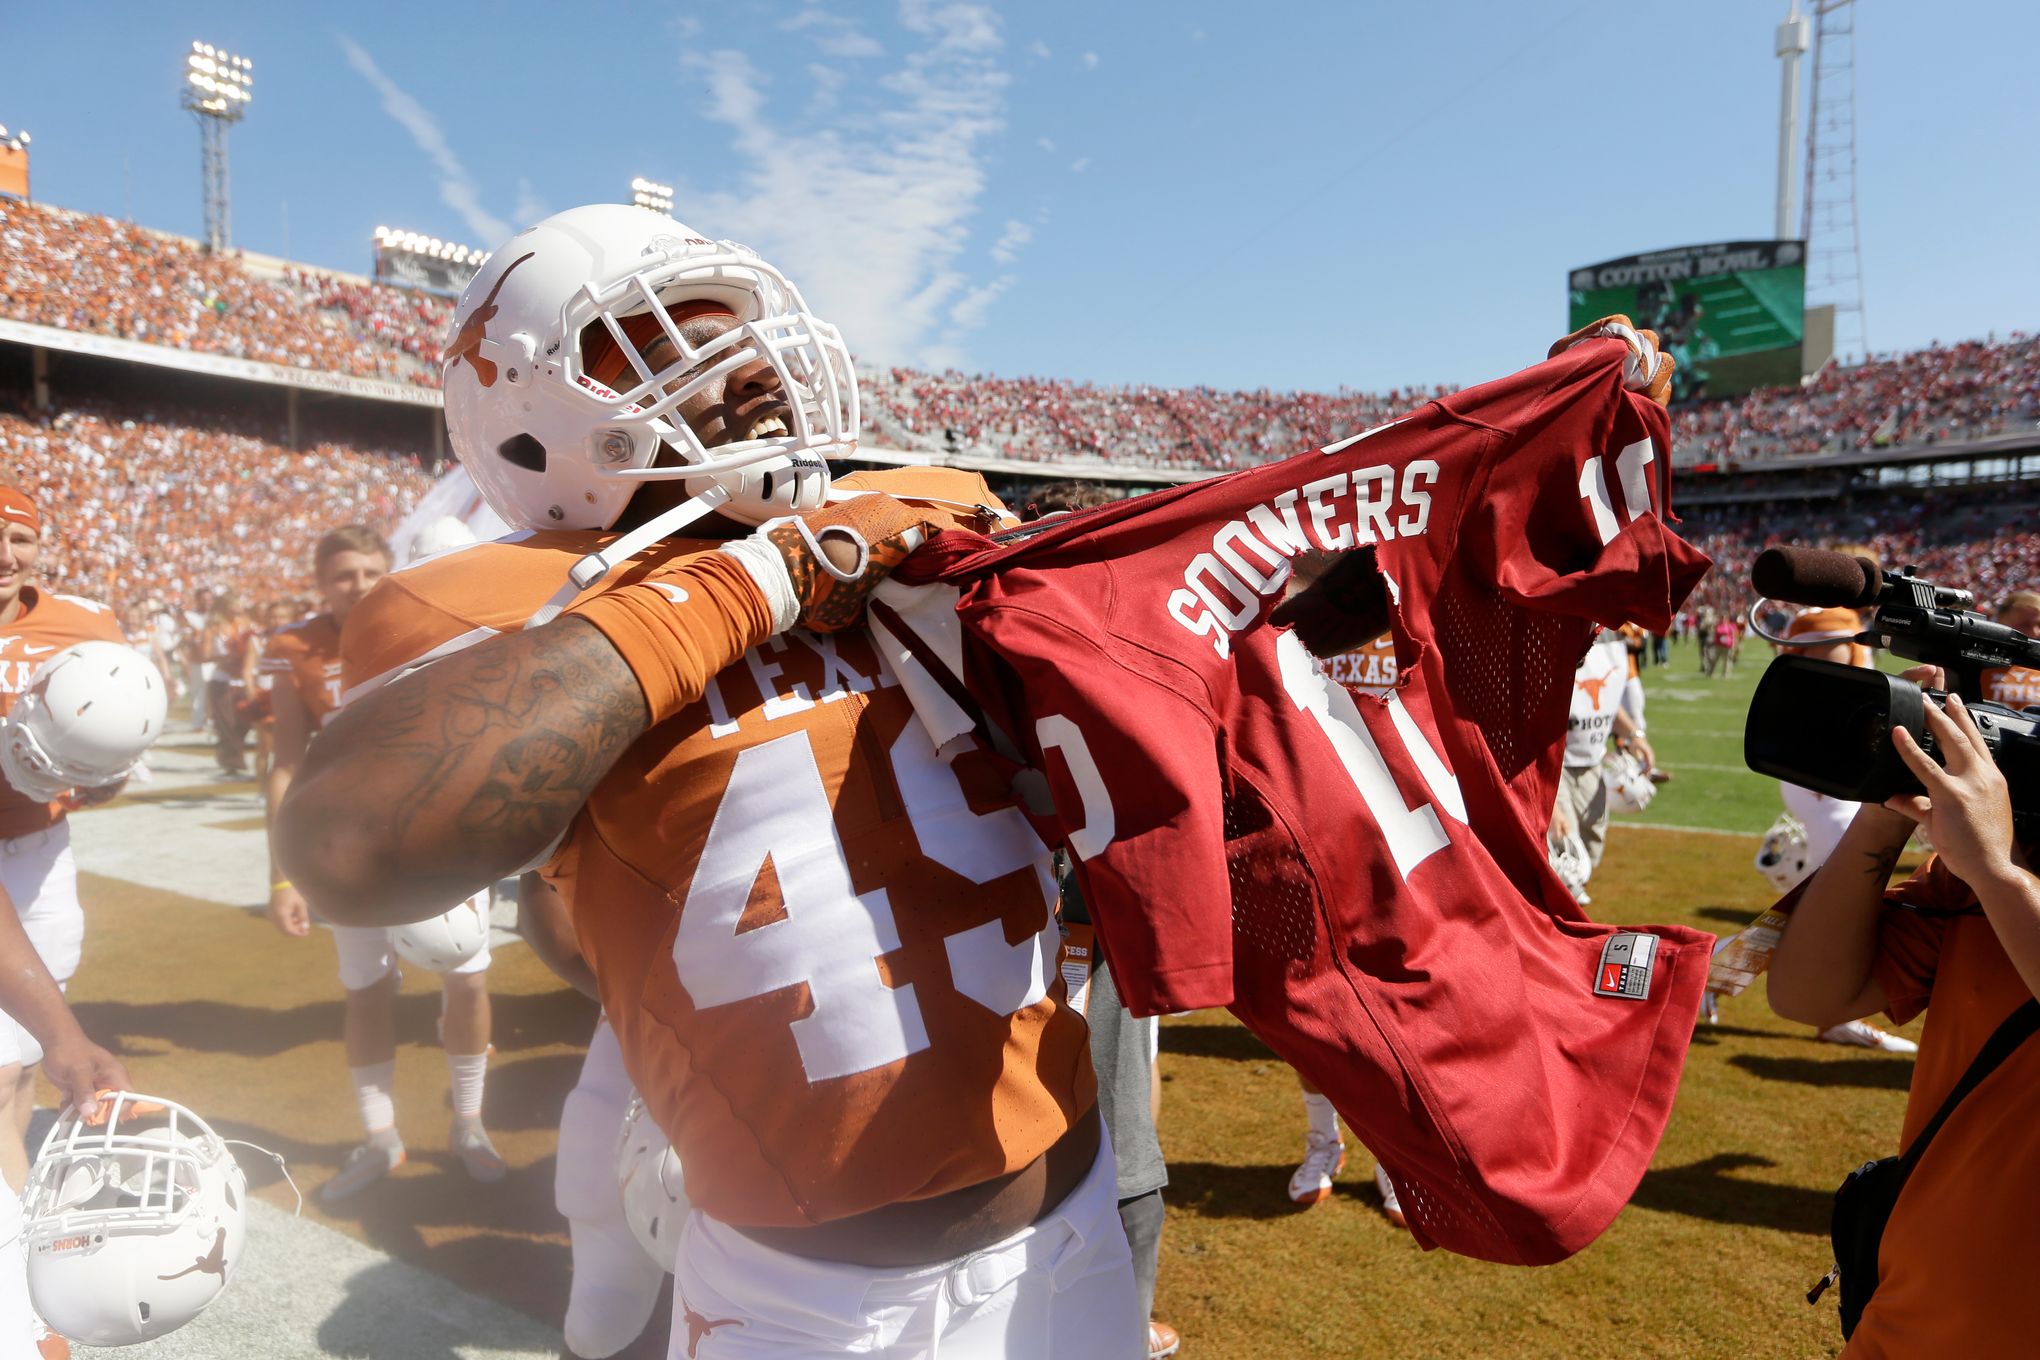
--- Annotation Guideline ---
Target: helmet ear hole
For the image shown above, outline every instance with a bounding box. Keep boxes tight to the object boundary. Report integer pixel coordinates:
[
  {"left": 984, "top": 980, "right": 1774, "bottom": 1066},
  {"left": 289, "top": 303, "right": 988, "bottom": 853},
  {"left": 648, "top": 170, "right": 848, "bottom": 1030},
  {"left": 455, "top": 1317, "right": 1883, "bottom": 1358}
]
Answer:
[{"left": 497, "top": 434, "right": 548, "bottom": 473}]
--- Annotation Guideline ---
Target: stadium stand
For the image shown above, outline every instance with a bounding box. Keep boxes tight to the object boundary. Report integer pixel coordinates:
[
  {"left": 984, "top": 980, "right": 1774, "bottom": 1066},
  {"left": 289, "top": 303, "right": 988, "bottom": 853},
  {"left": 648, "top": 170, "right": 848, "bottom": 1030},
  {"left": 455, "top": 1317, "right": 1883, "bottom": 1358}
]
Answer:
[
  {"left": 0, "top": 398, "right": 435, "bottom": 608},
  {"left": 1, "top": 199, "right": 2036, "bottom": 622},
  {"left": 0, "top": 198, "right": 444, "bottom": 386}
]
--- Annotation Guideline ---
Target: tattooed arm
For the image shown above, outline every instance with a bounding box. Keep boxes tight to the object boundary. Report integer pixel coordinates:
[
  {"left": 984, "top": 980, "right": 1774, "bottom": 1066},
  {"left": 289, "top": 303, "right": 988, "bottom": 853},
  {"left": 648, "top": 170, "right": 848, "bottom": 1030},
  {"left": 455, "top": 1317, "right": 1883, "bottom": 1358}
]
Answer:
[
  {"left": 1767, "top": 803, "right": 1915, "bottom": 1027},
  {"left": 277, "top": 617, "right": 651, "bottom": 926}
]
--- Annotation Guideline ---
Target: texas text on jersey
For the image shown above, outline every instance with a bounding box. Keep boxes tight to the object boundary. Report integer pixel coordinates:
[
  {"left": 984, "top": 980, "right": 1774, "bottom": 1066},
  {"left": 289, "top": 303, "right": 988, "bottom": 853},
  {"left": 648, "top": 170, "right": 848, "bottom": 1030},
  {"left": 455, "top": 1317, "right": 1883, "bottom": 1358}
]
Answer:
[
  {"left": 340, "top": 468, "right": 1096, "bottom": 1229},
  {"left": 259, "top": 615, "right": 343, "bottom": 727},
  {"left": 1325, "top": 635, "right": 1398, "bottom": 695},
  {"left": 0, "top": 588, "right": 125, "bottom": 836},
  {"left": 1981, "top": 664, "right": 2040, "bottom": 711}
]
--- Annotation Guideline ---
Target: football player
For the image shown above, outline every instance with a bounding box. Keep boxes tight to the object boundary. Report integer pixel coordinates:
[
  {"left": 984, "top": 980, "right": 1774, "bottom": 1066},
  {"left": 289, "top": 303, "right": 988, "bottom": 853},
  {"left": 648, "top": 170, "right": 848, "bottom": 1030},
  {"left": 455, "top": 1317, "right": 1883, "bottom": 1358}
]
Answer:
[
  {"left": 278, "top": 206, "right": 1136, "bottom": 1357},
  {"left": 261, "top": 525, "right": 506, "bottom": 1201},
  {"left": 0, "top": 482, "right": 129, "bottom": 1186}
]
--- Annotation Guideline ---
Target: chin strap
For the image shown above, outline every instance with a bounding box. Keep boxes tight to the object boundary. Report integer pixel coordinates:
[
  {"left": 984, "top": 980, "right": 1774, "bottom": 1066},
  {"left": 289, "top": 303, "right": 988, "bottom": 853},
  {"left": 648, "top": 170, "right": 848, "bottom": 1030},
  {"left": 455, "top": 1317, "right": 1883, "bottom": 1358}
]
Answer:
[
  {"left": 824, "top": 485, "right": 1015, "bottom": 531},
  {"left": 524, "top": 485, "right": 734, "bottom": 630}
]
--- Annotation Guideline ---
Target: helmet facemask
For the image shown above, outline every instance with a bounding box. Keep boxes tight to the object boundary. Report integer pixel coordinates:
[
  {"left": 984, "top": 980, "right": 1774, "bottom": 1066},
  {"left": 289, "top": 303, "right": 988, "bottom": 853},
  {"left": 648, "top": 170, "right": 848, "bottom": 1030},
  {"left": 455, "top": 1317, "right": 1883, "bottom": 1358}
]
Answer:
[{"left": 553, "top": 243, "right": 857, "bottom": 531}]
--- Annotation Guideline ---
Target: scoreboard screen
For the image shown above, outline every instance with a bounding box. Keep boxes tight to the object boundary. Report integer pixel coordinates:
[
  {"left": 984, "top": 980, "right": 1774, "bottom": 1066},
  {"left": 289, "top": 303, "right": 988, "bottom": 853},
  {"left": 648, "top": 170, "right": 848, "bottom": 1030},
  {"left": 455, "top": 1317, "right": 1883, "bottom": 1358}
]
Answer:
[{"left": 1568, "top": 241, "right": 1806, "bottom": 401}]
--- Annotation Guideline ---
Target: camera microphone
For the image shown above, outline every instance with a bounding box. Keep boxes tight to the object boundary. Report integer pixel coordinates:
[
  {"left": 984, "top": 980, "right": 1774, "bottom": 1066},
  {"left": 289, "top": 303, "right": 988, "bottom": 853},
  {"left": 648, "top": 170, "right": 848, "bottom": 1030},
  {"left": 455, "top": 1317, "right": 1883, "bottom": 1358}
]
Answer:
[{"left": 1750, "top": 546, "right": 1883, "bottom": 608}]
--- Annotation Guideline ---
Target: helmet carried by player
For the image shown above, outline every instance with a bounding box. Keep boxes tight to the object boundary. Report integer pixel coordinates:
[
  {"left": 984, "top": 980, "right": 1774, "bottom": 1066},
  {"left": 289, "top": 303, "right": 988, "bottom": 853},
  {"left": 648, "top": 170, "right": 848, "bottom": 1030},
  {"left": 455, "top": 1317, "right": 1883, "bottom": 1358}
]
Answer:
[
  {"left": 0, "top": 641, "right": 166, "bottom": 803},
  {"left": 615, "top": 1093, "right": 687, "bottom": 1270},
  {"left": 390, "top": 890, "right": 491, "bottom": 973},
  {"left": 1601, "top": 750, "right": 1656, "bottom": 813},
  {"left": 22, "top": 1093, "right": 248, "bottom": 1346},
  {"left": 444, "top": 203, "right": 858, "bottom": 538},
  {"left": 1754, "top": 813, "right": 1814, "bottom": 894},
  {"left": 1547, "top": 829, "right": 1592, "bottom": 904}
]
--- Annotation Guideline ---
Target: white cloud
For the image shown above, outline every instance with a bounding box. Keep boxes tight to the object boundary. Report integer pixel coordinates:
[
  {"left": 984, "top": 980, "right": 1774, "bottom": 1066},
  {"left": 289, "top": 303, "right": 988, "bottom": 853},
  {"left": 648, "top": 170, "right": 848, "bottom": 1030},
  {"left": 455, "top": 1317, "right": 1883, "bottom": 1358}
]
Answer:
[
  {"left": 680, "top": 2, "right": 1013, "bottom": 366},
  {"left": 1036, "top": 136, "right": 1056, "bottom": 152},
  {"left": 1190, "top": 28, "right": 1208, "bottom": 41},
  {"left": 782, "top": 6, "right": 885, "bottom": 58},
  {"left": 1027, "top": 39, "right": 1051, "bottom": 59},
  {"left": 1070, "top": 157, "right": 1092, "bottom": 174},
  {"left": 337, "top": 35, "right": 508, "bottom": 244},
  {"left": 990, "top": 218, "right": 1032, "bottom": 265},
  {"left": 1081, "top": 51, "right": 1099, "bottom": 70}
]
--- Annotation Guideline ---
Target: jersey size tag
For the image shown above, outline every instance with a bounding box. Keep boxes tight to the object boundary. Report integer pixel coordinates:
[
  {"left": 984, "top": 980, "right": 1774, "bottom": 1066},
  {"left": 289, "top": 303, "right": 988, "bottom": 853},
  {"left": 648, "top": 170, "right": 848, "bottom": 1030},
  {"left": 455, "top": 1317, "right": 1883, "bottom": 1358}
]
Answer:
[
  {"left": 1058, "top": 920, "right": 1096, "bottom": 1017},
  {"left": 1594, "top": 932, "right": 1658, "bottom": 1001}
]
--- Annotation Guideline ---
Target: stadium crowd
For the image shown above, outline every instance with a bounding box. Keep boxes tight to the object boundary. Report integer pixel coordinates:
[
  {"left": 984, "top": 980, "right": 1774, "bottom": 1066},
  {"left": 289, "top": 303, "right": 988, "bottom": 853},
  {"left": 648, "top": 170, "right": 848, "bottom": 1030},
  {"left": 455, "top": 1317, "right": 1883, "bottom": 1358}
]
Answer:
[
  {"left": 0, "top": 399, "right": 435, "bottom": 611},
  {"left": 5, "top": 200, "right": 2035, "bottom": 476},
  {"left": 0, "top": 199, "right": 442, "bottom": 386}
]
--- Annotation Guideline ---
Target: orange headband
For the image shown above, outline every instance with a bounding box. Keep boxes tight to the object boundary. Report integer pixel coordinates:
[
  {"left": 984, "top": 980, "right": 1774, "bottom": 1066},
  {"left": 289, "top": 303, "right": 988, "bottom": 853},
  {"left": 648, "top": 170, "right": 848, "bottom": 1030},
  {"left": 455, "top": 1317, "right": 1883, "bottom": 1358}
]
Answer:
[{"left": 0, "top": 487, "right": 40, "bottom": 533}]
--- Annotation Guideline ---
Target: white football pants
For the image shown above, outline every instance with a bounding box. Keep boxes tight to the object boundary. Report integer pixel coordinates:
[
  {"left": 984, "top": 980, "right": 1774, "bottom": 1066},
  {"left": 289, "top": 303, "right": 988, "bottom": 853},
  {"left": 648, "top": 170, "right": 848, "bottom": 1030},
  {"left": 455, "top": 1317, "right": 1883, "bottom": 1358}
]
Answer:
[
  {"left": 669, "top": 1129, "right": 1140, "bottom": 1358},
  {"left": 556, "top": 1017, "right": 664, "bottom": 1358},
  {"left": 0, "top": 822, "right": 81, "bottom": 1068}
]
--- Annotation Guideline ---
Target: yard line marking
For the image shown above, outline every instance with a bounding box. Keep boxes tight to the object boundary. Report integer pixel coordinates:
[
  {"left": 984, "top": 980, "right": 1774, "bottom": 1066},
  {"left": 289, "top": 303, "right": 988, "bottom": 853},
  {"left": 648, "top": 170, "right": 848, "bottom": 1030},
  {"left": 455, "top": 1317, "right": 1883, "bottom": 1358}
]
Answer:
[{"left": 1609, "top": 820, "right": 1759, "bottom": 839}]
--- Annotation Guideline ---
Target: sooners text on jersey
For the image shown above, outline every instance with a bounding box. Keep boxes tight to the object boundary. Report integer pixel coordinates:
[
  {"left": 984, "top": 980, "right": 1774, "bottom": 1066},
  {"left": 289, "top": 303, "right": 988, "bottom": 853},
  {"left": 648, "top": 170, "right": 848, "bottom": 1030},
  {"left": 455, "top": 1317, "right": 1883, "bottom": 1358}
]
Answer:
[{"left": 883, "top": 340, "right": 1715, "bottom": 1267}]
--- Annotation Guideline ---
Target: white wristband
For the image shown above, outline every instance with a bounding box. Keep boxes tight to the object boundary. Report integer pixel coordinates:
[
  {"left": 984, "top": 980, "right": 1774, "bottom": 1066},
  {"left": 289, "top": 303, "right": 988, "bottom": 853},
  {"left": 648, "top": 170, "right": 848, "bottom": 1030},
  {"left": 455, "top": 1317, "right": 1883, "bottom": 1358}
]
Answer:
[{"left": 718, "top": 534, "right": 800, "bottom": 635}]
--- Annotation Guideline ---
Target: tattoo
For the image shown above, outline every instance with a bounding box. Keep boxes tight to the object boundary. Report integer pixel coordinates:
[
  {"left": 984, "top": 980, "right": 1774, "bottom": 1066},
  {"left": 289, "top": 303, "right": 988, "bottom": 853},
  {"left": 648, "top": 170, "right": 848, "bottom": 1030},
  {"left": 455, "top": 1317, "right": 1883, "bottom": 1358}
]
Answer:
[
  {"left": 1861, "top": 842, "right": 1904, "bottom": 882},
  {"left": 293, "top": 618, "right": 647, "bottom": 898}
]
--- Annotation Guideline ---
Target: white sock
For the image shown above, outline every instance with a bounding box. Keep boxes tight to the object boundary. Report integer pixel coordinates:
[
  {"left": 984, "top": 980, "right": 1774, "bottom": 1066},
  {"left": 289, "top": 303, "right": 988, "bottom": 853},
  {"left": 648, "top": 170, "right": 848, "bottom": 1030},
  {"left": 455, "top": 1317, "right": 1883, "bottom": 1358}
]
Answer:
[
  {"left": 447, "top": 1049, "right": 489, "bottom": 1119},
  {"left": 351, "top": 1060, "right": 397, "bottom": 1137},
  {"left": 1302, "top": 1092, "right": 1340, "bottom": 1142}
]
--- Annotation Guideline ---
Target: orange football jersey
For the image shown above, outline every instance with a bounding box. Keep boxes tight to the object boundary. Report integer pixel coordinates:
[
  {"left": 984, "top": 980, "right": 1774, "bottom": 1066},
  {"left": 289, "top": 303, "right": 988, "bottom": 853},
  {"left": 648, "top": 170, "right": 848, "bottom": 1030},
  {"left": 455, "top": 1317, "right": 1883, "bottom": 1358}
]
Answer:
[
  {"left": 1325, "top": 634, "right": 1398, "bottom": 695},
  {"left": 341, "top": 469, "right": 1096, "bottom": 1227},
  {"left": 259, "top": 614, "right": 343, "bottom": 727},
  {"left": 1981, "top": 664, "right": 2040, "bottom": 710},
  {"left": 0, "top": 589, "right": 125, "bottom": 838}
]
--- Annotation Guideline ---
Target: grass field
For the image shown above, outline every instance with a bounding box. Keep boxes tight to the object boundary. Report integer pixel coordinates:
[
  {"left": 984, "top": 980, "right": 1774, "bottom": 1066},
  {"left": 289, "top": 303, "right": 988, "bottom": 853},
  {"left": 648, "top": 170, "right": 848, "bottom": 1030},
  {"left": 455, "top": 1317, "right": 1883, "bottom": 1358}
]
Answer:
[{"left": 1148, "top": 638, "right": 1918, "bottom": 1358}]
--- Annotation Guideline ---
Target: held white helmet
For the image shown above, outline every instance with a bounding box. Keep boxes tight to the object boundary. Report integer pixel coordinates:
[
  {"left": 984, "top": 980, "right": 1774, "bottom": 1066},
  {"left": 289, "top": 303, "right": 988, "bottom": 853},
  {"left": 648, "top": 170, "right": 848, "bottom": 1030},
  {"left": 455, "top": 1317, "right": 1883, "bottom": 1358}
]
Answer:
[
  {"left": 1548, "top": 829, "right": 1592, "bottom": 904},
  {"left": 390, "top": 889, "right": 491, "bottom": 973},
  {"left": 1602, "top": 750, "right": 1657, "bottom": 813},
  {"left": 0, "top": 641, "right": 167, "bottom": 802},
  {"left": 615, "top": 1094, "right": 687, "bottom": 1271},
  {"left": 1755, "top": 813, "right": 1814, "bottom": 894},
  {"left": 443, "top": 204, "right": 858, "bottom": 537},
  {"left": 23, "top": 1093, "right": 248, "bottom": 1346}
]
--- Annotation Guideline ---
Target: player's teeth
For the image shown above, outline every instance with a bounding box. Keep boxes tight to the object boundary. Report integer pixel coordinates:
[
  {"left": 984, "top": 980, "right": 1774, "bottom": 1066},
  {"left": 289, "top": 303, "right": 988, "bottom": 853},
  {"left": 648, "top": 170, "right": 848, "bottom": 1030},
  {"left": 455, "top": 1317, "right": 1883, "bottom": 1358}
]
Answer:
[{"left": 748, "top": 416, "right": 787, "bottom": 439}]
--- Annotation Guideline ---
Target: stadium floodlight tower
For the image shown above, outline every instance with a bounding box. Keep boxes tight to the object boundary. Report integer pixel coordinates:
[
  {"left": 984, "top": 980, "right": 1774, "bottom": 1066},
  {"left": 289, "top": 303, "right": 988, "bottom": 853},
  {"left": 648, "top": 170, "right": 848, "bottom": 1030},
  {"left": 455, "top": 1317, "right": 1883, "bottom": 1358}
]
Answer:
[
  {"left": 1773, "top": 1, "right": 1810, "bottom": 241},
  {"left": 1800, "top": 0, "right": 1867, "bottom": 358},
  {"left": 180, "top": 41, "right": 253, "bottom": 252},
  {"left": 630, "top": 177, "right": 674, "bottom": 215}
]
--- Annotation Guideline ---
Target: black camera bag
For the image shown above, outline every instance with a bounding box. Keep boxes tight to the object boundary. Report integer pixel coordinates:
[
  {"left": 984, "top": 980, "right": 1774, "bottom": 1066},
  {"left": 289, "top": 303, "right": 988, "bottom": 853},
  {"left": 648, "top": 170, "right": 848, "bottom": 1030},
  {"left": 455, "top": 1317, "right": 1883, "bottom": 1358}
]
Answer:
[{"left": 1815, "top": 998, "right": 2039, "bottom": 1338}]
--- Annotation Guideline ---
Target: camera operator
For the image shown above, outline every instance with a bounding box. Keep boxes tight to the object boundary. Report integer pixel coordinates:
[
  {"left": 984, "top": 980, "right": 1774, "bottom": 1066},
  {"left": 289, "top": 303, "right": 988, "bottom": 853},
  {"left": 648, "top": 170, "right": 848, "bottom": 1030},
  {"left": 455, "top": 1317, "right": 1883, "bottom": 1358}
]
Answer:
[{"left": 1768, "top": 664, "right": 2040, "bottom": 1356}]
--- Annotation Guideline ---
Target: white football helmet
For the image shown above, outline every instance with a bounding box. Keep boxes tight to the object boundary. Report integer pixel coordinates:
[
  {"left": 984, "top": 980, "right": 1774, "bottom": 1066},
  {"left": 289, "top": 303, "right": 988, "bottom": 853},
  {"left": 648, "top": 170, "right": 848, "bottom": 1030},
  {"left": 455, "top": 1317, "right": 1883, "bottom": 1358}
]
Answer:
[
  {"left": 1602, "top": 750, "right": 1656, "bottom": 813},
  {"left": 390, "top": 889, "right": 491, "bottom": 973},
  {"left": 1548, "top": 829, "right": 1592, "bottom": 904},
  {"left": 443, "top": 204, "right": 857, "bottom": 538},
  {"left": 404, "top": 515, "right": 480, "bottom": 565},
  {"left": 23, "top": 1093, "right": 248, "bottom": 1346},
  {"left": 0, "top": 641, "right": 166, "bottom": 802},
  {"left": 1755, "top": 813, "right": 1814, "bottom": 894},
  {"left": 615, "top": 1094, "right": 687, "bottom": 1271}
]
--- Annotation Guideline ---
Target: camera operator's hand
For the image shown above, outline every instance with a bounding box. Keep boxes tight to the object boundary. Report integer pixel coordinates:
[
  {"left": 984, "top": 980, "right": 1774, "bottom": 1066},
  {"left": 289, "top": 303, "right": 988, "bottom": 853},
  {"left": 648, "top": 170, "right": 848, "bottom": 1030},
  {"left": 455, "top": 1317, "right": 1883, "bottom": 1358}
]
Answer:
[{"left": 1885, "top": 693, "right": 2016, "bottom": 888}]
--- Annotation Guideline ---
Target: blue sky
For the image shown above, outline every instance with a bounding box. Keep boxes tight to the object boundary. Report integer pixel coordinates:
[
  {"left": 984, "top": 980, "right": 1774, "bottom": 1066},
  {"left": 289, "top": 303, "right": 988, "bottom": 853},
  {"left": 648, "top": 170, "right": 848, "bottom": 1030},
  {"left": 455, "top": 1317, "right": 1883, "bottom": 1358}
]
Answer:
[{"left": 5, "top": 2, "right": 2034, "bottom": 393}]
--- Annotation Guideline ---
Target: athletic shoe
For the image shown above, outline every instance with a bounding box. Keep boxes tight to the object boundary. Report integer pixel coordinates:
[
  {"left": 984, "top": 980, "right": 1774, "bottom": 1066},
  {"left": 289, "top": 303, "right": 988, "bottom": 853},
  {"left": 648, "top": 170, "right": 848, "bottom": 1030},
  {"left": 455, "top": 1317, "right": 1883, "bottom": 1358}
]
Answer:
[
  {"left": 1148, "top": 1320, "right": 1181, "bottom": 1359},
  {"left": 1287, "top": 1130, "right": 1345, "bottom": 1206},
  {"left": 1818, "top": 1020, "right": 1919, "bottom": 1054},
  {"left": 1374, "top": 1164, "right": 1407, "bottom": 1230},
  {"left": 320, "top": 1138, "right": 407, "bottom": 1203},
  {"left": 451, "top": 1115, "right": 508, "bottom": 1183}
]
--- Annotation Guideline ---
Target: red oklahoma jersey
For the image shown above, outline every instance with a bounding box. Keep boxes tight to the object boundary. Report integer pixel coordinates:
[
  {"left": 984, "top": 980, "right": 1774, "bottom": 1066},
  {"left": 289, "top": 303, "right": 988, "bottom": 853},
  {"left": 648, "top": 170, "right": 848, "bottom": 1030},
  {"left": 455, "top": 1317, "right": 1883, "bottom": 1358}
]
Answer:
[
  {"left": 880, "top": 340, "right": 1714, "bottom": 1265},
  {"left": 341, "top": 469, "right": 1094, "bottom": 1228},
  {"left": 0, "top": 589, "right": 125, "bottom": 838}
]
